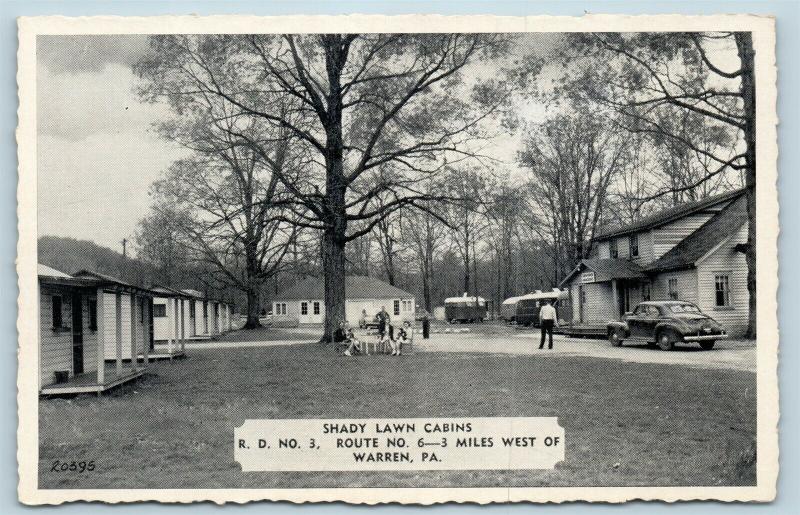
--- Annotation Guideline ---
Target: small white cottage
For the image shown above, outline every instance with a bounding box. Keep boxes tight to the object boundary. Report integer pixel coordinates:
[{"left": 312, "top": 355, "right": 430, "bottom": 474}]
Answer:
[
  {"left": 150, "top": 285, "right": 193, "bottom": 359},
  {"left": 272, "top": 275, "right": 416, "bottom": 327},
  {"left": 38, "top": 265, "right": 152, "bottom": 395}
]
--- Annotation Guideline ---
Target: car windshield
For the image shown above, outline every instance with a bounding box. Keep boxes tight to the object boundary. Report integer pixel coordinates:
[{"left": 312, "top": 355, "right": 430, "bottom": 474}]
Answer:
[{"left": 668, "top": 304, "right": 701, "bottom": 313}]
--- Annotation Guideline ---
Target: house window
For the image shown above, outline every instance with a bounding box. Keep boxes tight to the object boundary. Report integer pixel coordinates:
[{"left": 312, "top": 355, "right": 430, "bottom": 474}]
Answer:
[
  {"left": 641, "top": 283, "right": 651, "bottom": 302},
  {"left": 88, "top": 299, "right": 97, "bottom": 331},
  {"left": 153, "top": 304, "right": 167, "bottom": 317},
  {"left": 629, "top": 234, "right": 639, "bottom": 257},
  {"left": 715, "top": 274, "right": 731, "bottom": 307},
  {"left": 274, "top": 303, "right": 286, "bottom": 315},
  {"left": 609, "top": 238, "right": 618, "bottom": 258},
  {"left": 52, "top": 295, "right": 63, "bottom": 329},
  {"left": 667, "top": 278, "right": 679, "bottom": 300},
  {"left": 394, "top": 300, "right": 401, "bottom": 316},
  {"left": 300, "top": 302, "right": 308, "bottom": 315},
  {"left": 313, "top": 301, "right": 320, "bottom": 315}
]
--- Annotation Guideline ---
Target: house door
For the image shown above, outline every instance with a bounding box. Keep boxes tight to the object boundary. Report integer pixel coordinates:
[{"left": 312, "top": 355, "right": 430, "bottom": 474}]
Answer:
[{"left": 71, "top": 293, "right": 84, "bottom": 375}]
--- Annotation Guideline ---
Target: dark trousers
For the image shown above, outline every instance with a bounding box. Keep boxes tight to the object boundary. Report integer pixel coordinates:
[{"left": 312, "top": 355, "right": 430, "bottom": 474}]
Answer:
[{"left": 539, "top": 320, "right": 554, "bottom": 349}]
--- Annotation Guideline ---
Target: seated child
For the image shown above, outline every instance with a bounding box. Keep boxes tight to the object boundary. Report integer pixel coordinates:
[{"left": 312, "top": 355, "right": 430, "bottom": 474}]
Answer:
[
  {"left": 343, "top": 327, "right": 362, "bottom": 356},
  {"left": 391, "top": 321, "right": 413, "bottom": 356}
]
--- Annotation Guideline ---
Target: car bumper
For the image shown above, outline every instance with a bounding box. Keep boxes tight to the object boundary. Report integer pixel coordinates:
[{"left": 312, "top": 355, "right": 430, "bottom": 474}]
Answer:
[{"left": 683, "top": 333, "right": 727, "bottom": 341}]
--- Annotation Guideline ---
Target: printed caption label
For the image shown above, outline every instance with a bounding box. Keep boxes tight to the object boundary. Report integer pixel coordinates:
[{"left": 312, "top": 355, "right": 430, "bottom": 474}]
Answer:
[{"left": 235, "top": 417, "right": 564, "bottom": 471}]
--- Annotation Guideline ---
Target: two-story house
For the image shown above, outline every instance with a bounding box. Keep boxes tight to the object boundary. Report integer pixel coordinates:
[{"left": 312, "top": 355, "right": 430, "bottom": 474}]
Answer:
[{"left": 559, "top": 188, "right": 750, "bottom": 337}]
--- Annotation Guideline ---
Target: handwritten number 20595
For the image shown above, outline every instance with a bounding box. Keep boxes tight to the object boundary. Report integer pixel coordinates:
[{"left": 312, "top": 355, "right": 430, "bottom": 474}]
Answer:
[{"left": 50, "top": 460, "right": 95, "bottom": 473}]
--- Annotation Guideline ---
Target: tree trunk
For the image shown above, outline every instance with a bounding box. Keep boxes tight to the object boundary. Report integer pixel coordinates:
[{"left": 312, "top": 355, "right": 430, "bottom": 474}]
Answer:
[
  {"left": 736, "top": 32, "right": 757, "bottom": 339},
  {"left": 322, "top": 226, "right": 347, "bottom": 343},
  {"left": 244, "top": 286, "right": 262, "bottom": 329}
]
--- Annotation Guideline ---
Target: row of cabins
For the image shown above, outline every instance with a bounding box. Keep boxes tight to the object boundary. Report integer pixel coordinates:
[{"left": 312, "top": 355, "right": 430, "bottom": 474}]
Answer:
[
  {"left": 37, "top": 265, "right": 234, "bottom": 395},
  {"left": 558, "top": 188, "right": 751, "bottom": 337}
]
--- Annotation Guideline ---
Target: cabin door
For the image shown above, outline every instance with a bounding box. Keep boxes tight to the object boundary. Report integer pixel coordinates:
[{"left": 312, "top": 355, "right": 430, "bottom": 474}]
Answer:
[
  {"left": 578, "top": 285, "right": 586, "bottom": 323},
  {"left": 71, "top": 293, "right": 84, "bottom": 375}
]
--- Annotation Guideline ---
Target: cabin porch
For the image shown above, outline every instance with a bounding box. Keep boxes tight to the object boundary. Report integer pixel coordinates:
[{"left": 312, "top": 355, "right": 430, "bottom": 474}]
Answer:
[{"left": 40, "top": 366, "right": 145, "bottom": 396}]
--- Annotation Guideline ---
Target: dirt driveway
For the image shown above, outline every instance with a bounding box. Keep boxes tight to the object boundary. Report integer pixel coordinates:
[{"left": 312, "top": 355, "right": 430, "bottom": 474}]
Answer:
[
  {"left": 417, "top": 330, "right": 756, "bottom": 372},
  {"left": 194, "top": 323, "right": 756, "bottom": 372}
]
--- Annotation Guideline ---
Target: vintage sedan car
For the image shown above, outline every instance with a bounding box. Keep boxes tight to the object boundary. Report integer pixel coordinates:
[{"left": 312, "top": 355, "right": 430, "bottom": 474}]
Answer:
[{"left": 607, "top": 301, "right": 727, "bottom": 351}]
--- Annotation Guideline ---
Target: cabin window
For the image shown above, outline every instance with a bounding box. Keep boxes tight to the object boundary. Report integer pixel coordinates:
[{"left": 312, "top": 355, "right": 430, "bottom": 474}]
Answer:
[
  {"left": 667, "top": 278, "right": 679, "bottom": 300},
  {"left": 88, "top": 299, "right": 97, "bottom": 330},
  {"left": 641, "top": 283, "right": 651, "bottom": 302},
  {"left": 203, "top": 302, "right": 208, "bottom": 317},
  {"left": 394, "top": 300, "right": 401, "bottom": 316},
  {"left": 52, "top": 295, "right": 63, "bottom": 329},
  {"left": 313, "top": 301, "right": 320, "bottom": 315},
  {"left": 609, "top": 238, "right": 618, "bottom": 258},
  {"left": 300, "top": 302, "right": 308, "bottom": 315},
  {"left": 715, "top": 274, "right": 731, "bottom": 307},
  {"left": 153, "top": 304, "right": 167, "bottom": 317},
  {"left": 629, "top": 234, "right": 639, "bottom": 257}
]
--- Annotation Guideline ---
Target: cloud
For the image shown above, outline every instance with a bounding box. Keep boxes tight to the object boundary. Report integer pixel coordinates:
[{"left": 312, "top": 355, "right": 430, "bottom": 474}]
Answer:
[
  {"left": 37, "top": 62, "right": 170, "bottom": 140},
  {"left": 37, "top": 34, "right": 150, "bottom": 74}
]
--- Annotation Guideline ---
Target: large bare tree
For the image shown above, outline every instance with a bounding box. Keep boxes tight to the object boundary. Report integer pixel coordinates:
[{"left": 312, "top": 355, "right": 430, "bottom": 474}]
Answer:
[{"left": 136, "top": 34, "right": 508, "bottom": 339}]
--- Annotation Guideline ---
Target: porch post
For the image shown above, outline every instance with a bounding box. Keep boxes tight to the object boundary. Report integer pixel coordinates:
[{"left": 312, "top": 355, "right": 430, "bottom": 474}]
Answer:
[
  {"left": 166, "top": 298, "right": 174, "bottom": 356},
  {"left": 611, "top": 280, "right": 619, "bottom": 318},
  {"left": 130, "top": 294, "right": 137, "bottom": 371},
  {"left": 180, "top": 298, "right": 186, "bottom": 352},
  {"left": 173, "top": 298, "right": 179, "bottom": 355},
  {"left": 96, "top": 289, "right": 105, "bottom": 384},
  {"left": 115, "top": 292, "right": 122, "bottom": 373},
  {"left": 142, "top": 298, "right": 150, "bottom": 364}
]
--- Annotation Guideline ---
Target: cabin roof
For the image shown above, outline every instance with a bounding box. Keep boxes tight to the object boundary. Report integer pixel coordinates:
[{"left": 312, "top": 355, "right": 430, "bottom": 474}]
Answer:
[
  {"left": 595, "top": 187, "right": 746, "bottom": 240},
  {"left": 275, "top": 275, "right": 414, "bottom": 301},
  {"left": 646, "top": 194, "right": 748, "bottom": 273},
  {"left": 150, "top": 284, "right": 193, "bottom": 298},
  {"left": 560, "top": 258, "right": 646, "bottom": 287},
  {"left": 38, "top": 264, "right": 72, "bottom": 279},
  {"left": 72, "top": 269, "right": 153, "bottom": 295}
]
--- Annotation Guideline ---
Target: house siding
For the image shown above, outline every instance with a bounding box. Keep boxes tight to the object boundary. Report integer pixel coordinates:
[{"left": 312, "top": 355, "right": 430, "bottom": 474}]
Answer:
[
  {"left": 650, "top": 269, "right": 699, "bottom": 304},
  {"left": 567, "top": 280, "right": 616, "bottom": 324},
  {"left": 39, "top": 286, "right": 74, "bottom": 388},
  {"left": 696, "top": 223, "right": 749, "bottom": 337}
]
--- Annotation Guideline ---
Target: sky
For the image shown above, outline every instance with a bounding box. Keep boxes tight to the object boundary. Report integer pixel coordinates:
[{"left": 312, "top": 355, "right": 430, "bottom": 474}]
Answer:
[
  {"left": 35, "top": 33, "right": 739, "bottom": 254},
  {"left": 37, "top": 35, "right": 186, "bottom": 252}
]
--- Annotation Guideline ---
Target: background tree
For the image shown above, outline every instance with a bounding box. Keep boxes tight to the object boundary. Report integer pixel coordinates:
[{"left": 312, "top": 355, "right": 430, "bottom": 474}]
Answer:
[{"left": 519, "top": 114, "right": 629, "bottom": 280}]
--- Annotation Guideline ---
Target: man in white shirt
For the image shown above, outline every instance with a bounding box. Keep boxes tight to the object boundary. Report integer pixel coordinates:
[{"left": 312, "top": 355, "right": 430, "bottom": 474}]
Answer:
[{"left": 539, "top": 300, "right": 558, "bottom": 350}]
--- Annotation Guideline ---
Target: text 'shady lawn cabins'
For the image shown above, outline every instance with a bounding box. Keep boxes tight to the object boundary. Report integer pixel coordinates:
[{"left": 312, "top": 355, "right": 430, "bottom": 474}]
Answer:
[
  {"left": 560, "top": 188, "right": 750, "bottom": 336},
  {"left": 37, "top": 265, "right": 153, "bottom": 395},
  {"left": 273, "top": 275, "right": 416, "bottom": 327}
]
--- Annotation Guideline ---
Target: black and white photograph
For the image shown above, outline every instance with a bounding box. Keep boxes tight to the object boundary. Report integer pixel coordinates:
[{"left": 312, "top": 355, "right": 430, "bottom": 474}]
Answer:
[{"left": 16, "top": 14, "right": 778, "bottom": 504}]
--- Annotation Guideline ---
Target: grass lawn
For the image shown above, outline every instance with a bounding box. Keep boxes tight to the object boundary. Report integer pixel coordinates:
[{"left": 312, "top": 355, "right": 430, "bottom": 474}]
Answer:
[{"left": 39, "top": 343, "right": 756, "bottom": 489}]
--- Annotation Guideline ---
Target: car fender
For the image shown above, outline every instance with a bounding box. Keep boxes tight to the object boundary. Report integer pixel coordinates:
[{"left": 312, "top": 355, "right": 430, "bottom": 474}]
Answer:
[
  {"left": 654, "top": 321, "right": 684, "bottom": 341},
  {"left": 607, "top": 320, "right": 629, "bottom": 337}
]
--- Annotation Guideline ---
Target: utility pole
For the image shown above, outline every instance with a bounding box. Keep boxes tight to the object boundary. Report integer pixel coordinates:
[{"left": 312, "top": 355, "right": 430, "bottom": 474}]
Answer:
[{"left": 121, "top": 238, "right": 128, "bottom": 258}]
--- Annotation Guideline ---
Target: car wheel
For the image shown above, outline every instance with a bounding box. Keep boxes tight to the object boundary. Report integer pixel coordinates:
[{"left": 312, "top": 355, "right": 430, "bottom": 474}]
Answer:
[
  {"left": 657, "top": 330, "right": 676, "bottom": 351},
  {"left": 700, "top": 340, "right": 716, "bottom": 350},
  {"left": 608, "top": 328, "right": 624, "bottom": 347}
]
